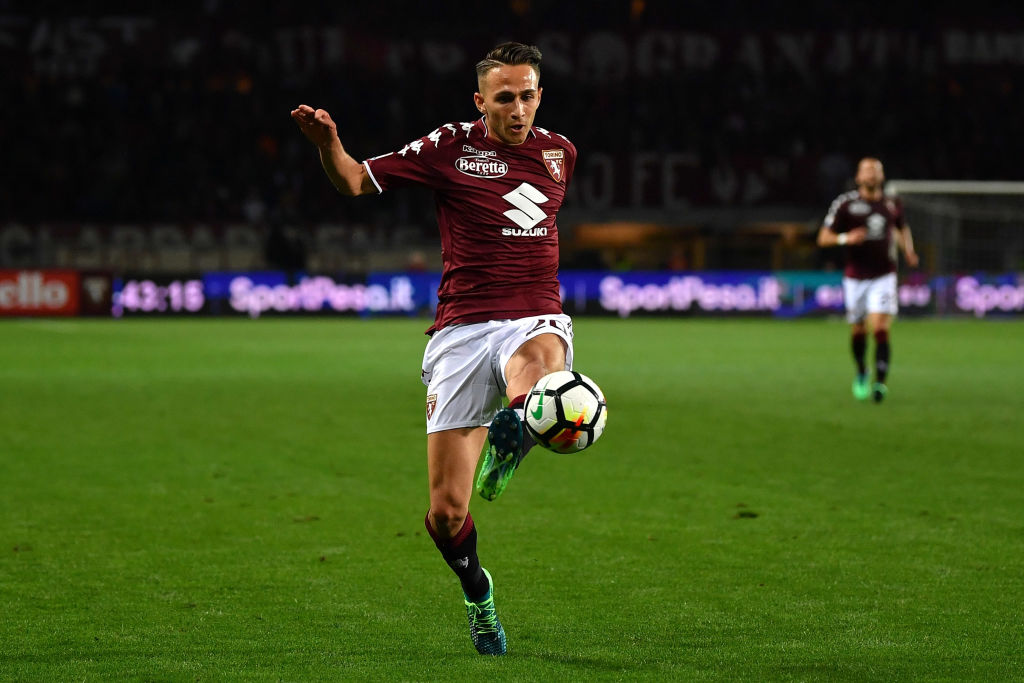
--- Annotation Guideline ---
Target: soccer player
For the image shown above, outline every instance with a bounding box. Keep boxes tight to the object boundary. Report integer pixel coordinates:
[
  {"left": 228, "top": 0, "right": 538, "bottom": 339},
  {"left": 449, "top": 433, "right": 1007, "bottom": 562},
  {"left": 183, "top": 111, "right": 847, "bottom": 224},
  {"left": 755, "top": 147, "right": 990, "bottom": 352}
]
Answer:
[
  {"left": 817, "top": 157, "right": 919, "bottom": 403},
  {"left": 291, "top": 42, "right": 575, "bottom": 655}
]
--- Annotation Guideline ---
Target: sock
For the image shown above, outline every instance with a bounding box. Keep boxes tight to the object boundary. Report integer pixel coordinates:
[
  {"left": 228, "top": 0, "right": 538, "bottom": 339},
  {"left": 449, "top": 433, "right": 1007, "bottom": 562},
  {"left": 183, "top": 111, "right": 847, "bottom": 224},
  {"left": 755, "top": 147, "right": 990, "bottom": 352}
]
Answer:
[
  {"left": 425, "top": 512, "right": 489, "bottom": 601},
  {"left": 852, "top": 332, "right": 867, "bottom": 376},
  {"left": 874, "top": 330, "right": 890, "bottom": 384},
  {"left": 508, "top": 393, "right": 536, "bottom": 455}
]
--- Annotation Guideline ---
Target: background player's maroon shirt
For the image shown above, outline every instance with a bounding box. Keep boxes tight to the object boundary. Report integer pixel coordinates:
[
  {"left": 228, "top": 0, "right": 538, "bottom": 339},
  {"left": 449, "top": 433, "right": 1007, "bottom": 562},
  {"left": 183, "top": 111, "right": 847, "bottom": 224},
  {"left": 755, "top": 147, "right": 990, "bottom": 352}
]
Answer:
[
  {"left": 364, "top": 118, "right": 576, "bottom": 334},
  {"left": 823, "top": 190, "right": 907, "bottom": 279}
]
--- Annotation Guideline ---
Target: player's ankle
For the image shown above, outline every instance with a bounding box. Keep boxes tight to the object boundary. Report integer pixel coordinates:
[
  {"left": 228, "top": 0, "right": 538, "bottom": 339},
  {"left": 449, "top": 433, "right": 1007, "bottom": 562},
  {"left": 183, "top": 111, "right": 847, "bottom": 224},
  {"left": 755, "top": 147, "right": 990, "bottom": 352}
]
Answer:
[{"left": 509, "top": 407, "right": 536, "bottom": 455}]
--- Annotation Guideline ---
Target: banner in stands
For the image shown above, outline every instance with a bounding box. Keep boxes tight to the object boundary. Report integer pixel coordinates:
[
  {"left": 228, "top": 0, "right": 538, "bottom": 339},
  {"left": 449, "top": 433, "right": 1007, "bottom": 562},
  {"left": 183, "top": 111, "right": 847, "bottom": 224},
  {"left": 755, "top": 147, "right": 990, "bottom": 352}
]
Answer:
[
  {"left": 101, "top": 270, "right": 1024, "bottom": 319},
  {"left": 207, "top": 271, "right": 428, "bottom": 318},
  {"left": 112, "top": 272, "right": 437, "bottom": 318},
  {"left": 944, "top": 273, "right": 1024, "bottom": 318},
  {"left": 555, "top": 271, "right": 939, "bottom": 318},
  {"left": 0, "top": 269, "right": 80, "bottom": 316}
]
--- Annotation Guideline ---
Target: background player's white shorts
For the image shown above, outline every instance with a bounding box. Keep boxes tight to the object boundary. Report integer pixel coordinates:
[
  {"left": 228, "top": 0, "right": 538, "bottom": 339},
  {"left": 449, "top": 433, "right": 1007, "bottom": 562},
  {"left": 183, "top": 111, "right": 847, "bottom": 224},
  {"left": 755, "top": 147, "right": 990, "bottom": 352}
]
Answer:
[
  {"left": 421, "top": 314, "right": 575, "bottom": 434},
  {"left": 843, "top": 272, "right": 898, "bottom": 323}
]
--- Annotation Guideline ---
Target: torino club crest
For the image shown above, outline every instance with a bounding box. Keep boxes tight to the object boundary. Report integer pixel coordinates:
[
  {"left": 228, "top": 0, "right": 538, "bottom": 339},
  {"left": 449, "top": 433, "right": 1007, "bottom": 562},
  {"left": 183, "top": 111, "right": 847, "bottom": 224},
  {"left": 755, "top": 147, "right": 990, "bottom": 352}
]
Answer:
[{"left": 543, "top": 149, "right": 565, "bottom": 182}]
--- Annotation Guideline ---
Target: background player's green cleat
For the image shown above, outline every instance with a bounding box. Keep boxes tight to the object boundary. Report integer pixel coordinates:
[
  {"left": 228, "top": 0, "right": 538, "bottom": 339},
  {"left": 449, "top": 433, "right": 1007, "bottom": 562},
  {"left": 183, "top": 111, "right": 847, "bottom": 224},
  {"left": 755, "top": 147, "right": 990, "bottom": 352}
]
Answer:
[
  {"left": 464, "top": 568, "right": 506, "bottom": 655},
  {"left": 476, "top": 408, "right": 524, "bottom": 501},
  {"left": 852, "top": 374, "right": 871, "bottom": 401},
  {"left": 873, "top": 382, "right": 888, "bottom": 403}
]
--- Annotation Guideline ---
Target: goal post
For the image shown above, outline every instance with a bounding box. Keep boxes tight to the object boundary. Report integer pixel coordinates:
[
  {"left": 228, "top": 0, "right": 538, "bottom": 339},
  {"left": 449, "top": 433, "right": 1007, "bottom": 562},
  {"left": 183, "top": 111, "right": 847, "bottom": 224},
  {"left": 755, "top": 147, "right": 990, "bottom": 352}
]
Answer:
[{"left": 885, "top": 180, "right": 1024, "bottom": 273}]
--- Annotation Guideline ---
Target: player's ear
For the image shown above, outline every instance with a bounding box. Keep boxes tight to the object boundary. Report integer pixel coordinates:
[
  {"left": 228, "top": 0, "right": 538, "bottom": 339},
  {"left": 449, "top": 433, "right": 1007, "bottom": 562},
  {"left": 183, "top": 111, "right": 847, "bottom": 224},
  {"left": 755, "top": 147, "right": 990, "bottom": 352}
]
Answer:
[{"left": 473, "top": 91, "right": 485, "bottom": 114}]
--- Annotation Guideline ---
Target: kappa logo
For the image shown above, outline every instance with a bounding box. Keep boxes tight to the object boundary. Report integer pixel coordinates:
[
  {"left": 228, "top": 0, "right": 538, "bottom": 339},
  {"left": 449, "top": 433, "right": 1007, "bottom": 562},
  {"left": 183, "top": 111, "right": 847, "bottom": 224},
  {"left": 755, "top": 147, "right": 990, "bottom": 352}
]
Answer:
[
  {"left": 456, "top": 156, "right": 508, "bottom": 178},
  {"left": 543, "top": 149, "right": 565, "bottom": 182},
  {"left": 462, "top": 145, "right": 495, "bottom": 157},
  {"left": 426, "top": 393, "right": 437, "bottom": 420},
  {"left": 450, "top": 557, "right": 469, "bottom": 569}
]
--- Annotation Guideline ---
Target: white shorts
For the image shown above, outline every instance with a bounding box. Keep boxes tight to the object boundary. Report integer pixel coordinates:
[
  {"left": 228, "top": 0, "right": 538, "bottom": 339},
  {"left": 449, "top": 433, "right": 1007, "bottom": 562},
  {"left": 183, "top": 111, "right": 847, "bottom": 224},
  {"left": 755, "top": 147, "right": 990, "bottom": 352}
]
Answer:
[
  {"left": 843, "top": 273, "right": 898, "bottom": 323},
  {"left": 421, "top": 314, "right": 575, "bottom": 433}
]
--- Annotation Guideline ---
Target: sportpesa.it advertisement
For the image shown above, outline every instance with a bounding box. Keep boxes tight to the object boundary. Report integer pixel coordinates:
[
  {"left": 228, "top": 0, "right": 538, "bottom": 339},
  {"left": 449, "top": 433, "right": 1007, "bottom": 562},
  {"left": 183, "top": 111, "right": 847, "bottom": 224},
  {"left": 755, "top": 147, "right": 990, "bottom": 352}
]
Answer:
[{"left": 94, "top": 270, "right": 1024, "bottom": 319}]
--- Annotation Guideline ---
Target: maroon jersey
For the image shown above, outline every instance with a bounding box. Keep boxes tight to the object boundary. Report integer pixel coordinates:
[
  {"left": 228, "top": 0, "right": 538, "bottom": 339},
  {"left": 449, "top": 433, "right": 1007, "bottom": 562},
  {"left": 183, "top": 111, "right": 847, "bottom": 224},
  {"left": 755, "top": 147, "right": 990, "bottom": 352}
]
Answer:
[
  {"left": 823, "top": 190, "right": 906, "bottom": 279},
  {"left": 364, "top": 118, "right": 576, "bottom": 334}
]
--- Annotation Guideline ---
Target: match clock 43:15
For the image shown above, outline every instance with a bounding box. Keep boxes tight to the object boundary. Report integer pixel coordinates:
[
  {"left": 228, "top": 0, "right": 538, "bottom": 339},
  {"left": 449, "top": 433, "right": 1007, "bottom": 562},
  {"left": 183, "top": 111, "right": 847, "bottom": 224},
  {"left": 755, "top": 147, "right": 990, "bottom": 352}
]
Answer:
[{"left": 113, "top": 277, "right": 206, "bottom": 316}]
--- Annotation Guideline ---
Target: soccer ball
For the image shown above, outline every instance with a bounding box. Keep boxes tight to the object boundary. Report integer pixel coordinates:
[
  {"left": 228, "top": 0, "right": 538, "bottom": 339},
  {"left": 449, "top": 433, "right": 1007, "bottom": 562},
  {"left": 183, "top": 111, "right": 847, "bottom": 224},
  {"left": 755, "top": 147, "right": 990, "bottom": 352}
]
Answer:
[{"left": 523, "top": 370, "right": 607, "bottom": 454}]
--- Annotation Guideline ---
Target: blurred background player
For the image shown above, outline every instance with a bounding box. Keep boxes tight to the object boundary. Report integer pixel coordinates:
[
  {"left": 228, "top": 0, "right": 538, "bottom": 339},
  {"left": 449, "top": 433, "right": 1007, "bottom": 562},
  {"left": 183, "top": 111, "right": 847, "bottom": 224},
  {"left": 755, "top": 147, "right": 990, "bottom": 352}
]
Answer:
[
  {"left": 817, "top": 157, "right": 919, "bottom": 402},
  {"left": 291, "top": 42, "right": 576, "bottom": 655}
]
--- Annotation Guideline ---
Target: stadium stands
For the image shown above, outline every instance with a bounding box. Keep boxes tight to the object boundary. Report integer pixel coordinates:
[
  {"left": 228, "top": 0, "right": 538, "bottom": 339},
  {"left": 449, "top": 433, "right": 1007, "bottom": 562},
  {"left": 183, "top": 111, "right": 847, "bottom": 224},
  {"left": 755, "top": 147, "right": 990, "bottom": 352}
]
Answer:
[{"left": 1, "top": 2, "right": 1022, "bottom": 271}]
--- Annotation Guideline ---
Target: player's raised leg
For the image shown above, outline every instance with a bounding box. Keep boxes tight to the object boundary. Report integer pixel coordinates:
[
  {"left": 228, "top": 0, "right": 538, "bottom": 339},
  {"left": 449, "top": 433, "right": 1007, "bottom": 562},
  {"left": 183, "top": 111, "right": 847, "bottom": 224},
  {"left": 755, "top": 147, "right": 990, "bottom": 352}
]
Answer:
[
  {"left": 477, "top": 332, "right": 567, "bottom": 501},
  {"left": 425, "top": 427, "right": 507, "bottom": 655}
]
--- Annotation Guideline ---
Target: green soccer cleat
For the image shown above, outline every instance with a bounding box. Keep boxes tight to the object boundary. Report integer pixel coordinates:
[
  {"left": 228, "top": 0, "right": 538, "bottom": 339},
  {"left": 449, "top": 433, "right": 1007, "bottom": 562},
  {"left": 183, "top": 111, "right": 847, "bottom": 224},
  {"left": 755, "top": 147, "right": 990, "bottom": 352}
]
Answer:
[
  {"left": 464, "top": 568, "right": 507, "bottom": 656},
  {"left": 852, "top": 374, "right": 871, "bottom": 401},
  {"left": 873, "top": 382, "right": 888, "bottom": 403},
  {"left": 476, "top": 408, "right": 524, "bottom": 501}
]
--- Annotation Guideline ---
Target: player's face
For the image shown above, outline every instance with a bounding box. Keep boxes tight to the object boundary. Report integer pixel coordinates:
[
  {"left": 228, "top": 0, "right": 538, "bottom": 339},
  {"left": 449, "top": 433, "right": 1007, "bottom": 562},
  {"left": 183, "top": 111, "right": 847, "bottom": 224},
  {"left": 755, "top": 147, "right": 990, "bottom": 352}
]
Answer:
[
  {"left": 474, "top": 64, "right": 542, "bottom": 146},
  {"left": 856, "top": 159, "right": 885, "bottom": 191}
]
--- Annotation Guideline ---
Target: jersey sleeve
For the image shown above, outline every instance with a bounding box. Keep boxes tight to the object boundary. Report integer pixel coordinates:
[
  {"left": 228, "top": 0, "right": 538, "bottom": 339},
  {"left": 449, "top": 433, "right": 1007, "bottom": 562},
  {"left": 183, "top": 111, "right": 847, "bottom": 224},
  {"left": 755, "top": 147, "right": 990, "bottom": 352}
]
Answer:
[
  {"left": 823, "top": 195, "right": 848, "bottom": 231},
  {"left": 893, "top": 197, "right": 907, "bottom": 228},
  {"left": 363, "top": 123, "right": 470, "bottom": 193},
  {"left": 563, "top": 139, "right": 578, "bottom": 187}
]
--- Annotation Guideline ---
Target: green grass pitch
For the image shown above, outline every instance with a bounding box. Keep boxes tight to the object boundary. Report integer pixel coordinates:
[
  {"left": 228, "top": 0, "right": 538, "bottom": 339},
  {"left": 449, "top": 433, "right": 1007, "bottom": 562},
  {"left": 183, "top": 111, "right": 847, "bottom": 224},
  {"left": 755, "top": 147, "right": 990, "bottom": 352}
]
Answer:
[{"left": 2, "top": 317, "right": 1022, "bottom": 681}]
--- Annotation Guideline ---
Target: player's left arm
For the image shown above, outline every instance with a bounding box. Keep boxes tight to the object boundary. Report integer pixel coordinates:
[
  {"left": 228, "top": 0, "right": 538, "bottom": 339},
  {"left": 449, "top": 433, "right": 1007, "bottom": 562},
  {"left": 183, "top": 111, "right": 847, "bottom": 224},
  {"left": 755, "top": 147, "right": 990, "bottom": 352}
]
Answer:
[
  {"left": 893, "top": 200, "right": 919, "bottom": 268},
  {"left": 897, "top": 224, "right": 919, "bottom": 268}
]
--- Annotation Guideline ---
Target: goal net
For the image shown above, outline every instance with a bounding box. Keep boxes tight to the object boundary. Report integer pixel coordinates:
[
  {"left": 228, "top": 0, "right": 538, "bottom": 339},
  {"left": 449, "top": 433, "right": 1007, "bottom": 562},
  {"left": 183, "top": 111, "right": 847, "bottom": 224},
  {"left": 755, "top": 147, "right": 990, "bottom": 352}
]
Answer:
[{"left": 885, "top": 180, "right": 1024, "bottom": 273}]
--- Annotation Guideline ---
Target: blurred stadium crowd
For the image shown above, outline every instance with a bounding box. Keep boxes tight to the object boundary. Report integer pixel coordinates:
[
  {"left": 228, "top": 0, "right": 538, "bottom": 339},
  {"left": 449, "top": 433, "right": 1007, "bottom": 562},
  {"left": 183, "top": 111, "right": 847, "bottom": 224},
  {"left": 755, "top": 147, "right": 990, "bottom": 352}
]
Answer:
[{"left": 2, "top": 1, "right": 1022, "bottom": 269}]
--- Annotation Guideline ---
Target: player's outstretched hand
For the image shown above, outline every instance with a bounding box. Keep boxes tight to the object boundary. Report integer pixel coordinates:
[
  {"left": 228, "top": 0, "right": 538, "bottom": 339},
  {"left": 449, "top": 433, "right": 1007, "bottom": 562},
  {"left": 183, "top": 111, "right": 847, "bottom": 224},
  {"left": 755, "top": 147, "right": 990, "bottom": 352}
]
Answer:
[
  {"left": 905, "top": 250, "right": 920, "bottom": 268},
  {"left": 291, "top": 105, "right": 338, "bottom": 148},
  {"left": 845, "top": 227, "right": 868, "bottom": 245}
]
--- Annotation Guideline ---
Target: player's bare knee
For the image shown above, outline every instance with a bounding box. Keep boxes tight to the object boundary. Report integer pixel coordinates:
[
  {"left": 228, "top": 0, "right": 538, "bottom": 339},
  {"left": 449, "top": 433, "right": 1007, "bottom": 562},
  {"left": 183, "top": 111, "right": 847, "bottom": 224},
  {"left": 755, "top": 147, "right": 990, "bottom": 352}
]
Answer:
[
  {"left": 430, "top": 506, "right": 468, "bottom": 538},
  {"left": 429, "top": 495, "right": 469, "bottom": 536}
]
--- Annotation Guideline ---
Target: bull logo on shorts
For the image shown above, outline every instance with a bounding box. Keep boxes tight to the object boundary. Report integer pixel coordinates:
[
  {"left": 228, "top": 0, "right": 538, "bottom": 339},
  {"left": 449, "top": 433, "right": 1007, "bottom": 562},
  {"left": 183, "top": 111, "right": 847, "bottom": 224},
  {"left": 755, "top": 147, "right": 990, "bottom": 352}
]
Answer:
[{"left": 426, "top": 394, "right": 437, "bottom": 420}]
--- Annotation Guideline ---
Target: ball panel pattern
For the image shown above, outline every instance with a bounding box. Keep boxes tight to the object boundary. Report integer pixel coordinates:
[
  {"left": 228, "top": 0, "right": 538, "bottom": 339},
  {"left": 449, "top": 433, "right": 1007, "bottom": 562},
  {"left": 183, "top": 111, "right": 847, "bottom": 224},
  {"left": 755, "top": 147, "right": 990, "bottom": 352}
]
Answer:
[{"left": 523, "top": 370, "right": 607, "bottom": 454}]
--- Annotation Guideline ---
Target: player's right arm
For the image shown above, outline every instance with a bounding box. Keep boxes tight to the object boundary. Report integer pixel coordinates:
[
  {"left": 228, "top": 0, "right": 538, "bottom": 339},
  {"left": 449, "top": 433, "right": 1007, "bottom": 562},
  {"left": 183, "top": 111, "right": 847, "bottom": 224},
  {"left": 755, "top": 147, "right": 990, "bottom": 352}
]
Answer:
[
  {"left": 817, "top": 195, "right": 866, "bottom": 246},
  {"left": 291, "top": 105, "right": 376, "bottom": 196},
  {"left": 817, "top": 225, "right": 867, "bottom": 247}
]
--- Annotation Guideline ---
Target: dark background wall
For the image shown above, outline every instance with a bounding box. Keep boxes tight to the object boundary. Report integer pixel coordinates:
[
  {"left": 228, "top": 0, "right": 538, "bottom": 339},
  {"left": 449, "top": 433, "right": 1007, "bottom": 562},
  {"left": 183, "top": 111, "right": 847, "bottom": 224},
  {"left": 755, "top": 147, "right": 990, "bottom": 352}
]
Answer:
[{"left": 2, "top": 0, "right": 1022, "bottom": 272}]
